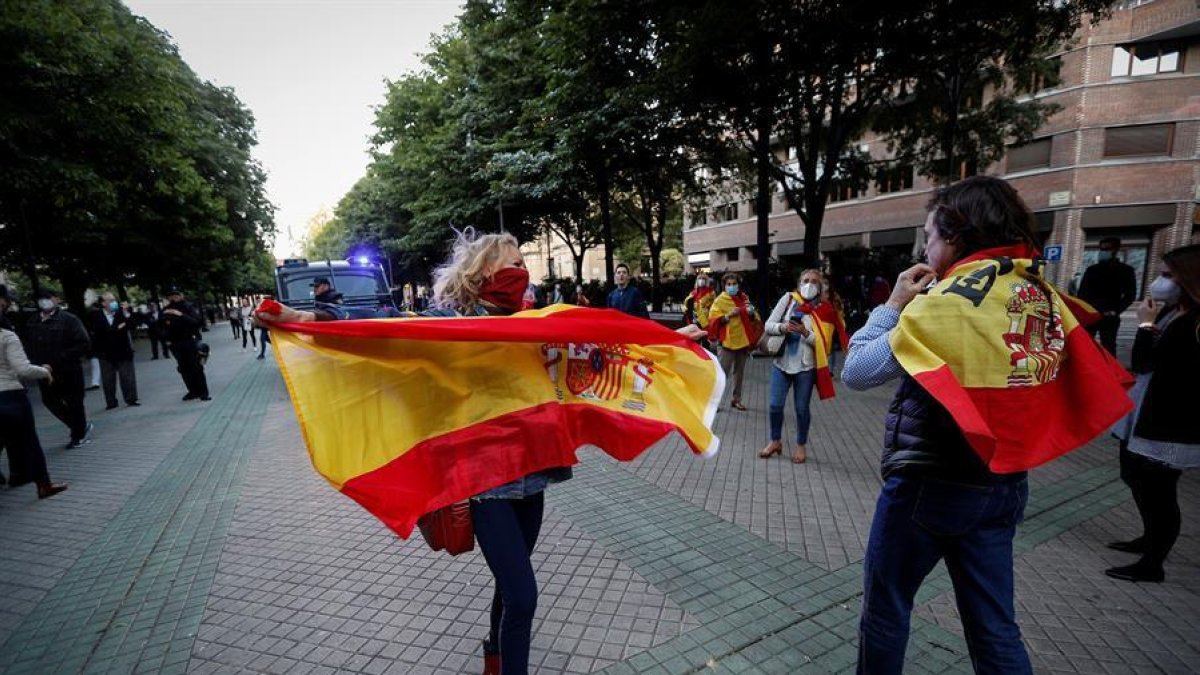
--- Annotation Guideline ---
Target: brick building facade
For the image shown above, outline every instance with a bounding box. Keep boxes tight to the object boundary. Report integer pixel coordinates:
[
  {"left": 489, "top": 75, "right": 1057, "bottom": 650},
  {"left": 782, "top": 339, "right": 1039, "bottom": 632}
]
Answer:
[{"left": 683, "top": 0, "right": 1200, "bottom": 293}]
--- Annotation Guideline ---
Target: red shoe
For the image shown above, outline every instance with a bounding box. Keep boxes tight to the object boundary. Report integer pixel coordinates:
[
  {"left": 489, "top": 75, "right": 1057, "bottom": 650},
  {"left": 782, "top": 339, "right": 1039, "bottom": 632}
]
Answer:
[
  {"left": 482, "top": 653, "right": 501, "bottom": 675},
  {"left": 37, "top": 482, "right": 68, "bottom": 499}
]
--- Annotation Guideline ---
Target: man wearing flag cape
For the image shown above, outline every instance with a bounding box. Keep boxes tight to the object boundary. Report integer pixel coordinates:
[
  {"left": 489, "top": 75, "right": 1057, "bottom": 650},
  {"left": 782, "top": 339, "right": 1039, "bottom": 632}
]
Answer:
[
  {"left": 256, "top": 229, "right": 718, "bottom": 675},
  {"left": 843, "top": 176, "right": 1132, "bottom": 674}
]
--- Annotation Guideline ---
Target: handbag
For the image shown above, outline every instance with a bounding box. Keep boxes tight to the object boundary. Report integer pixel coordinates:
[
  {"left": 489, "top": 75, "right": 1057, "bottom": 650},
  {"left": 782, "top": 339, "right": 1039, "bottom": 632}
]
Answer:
[
  {"left": 756, "top": 296, "right": 794, "bottom": 356},
  {"left": 417, "top": 501, "right": 475, "bottom": 555}
]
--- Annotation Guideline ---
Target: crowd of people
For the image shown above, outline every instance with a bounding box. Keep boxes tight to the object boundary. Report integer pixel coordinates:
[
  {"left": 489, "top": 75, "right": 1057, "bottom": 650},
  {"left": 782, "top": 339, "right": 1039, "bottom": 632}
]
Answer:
[
  {"left": 5, "top": 175, "right": 1197, "bottom": 675},
  {"left": 0, "top": 284, "right": 282, "bottom": 500}
]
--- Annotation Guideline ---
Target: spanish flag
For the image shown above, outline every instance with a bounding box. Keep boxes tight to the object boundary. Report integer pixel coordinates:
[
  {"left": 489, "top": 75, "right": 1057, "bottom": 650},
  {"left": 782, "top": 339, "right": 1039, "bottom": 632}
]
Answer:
[
  {"left": 890, "top": 245, "right": 1133, "bottom": 473},
  {"left": 789, "top": 293, "right": 849, "bottom": 400},
  {"left": 263, "top": 305, "right": 725, "bottom": 538}
]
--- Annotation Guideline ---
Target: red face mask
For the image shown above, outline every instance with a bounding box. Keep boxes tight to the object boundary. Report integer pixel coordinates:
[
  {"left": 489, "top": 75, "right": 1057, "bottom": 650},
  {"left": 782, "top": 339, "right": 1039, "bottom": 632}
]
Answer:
[{"left": 479, "top": 267, "right": 530, "bottom": 312}]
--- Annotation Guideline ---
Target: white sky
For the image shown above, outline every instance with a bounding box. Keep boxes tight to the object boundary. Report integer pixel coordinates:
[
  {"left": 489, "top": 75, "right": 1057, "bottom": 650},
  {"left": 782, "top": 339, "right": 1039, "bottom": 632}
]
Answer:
[{"left": 122, "top": 0, "right": 464, "bottom": 258}]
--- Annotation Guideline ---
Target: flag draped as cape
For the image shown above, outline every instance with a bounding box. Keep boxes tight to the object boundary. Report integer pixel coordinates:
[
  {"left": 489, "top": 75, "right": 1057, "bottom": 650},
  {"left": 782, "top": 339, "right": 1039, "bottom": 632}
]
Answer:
[
  {"left": 889, "top": 245, "right": 1133, "bottom": 473},
  {"left": 263, "top": 304, "right": 725, "bottom": 537},
  {"left": 789, "top": 293, "right": 849, "bottom": 400}
]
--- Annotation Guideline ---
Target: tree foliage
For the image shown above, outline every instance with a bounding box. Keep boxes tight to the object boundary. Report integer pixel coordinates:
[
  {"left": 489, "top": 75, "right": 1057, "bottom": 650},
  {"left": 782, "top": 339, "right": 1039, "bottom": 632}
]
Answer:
[{"left": 0, "top": 0, "right": 274, "bottom": 307}]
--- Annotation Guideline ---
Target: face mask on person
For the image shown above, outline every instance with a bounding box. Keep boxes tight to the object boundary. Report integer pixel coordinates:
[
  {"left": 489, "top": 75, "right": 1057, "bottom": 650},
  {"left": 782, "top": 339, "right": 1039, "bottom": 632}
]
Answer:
[
  {"left": 725, "top": 284, "right": 738, "bottom": 296},
  {"left": 799, "top": 282, "right": 821, "bottom": 301},
  {"left": 1149, "top": 275, "right": 1181, "bottom": 304},
  {"left": 479, "top": 267, "right": 531, "bottom": 312},
  {"left": 37, "top": 299, "right": 55, "bottom": 312},
  {"left": 108, "top": 301, "right": 119, "bottom": 312},
  {"left": 695, "top": 278, "right": 708, "bottom": 288},
  {"left": 1099, "top": 250, "right": 1117, "bottom": 262}
]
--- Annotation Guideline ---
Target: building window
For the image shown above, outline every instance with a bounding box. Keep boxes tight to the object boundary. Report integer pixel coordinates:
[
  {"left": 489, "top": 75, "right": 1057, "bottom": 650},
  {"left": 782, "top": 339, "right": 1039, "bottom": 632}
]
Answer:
[
  {"left": 723, "top": 247, "right": 739, "bottom": 262},
  {"left": 1006, "top": 137, "right": 1052, "bottom": 172},
  {"left": 1029, "top": 56, "right": 1062, "bottom": 92},
  {"left": 1103, "top": 123, "right": 1174, "bottom": 158},
  {"left": 827, "top": 180, "right": 862, "bottom": 203},
  {"left": 712, "top": 203, "right": 738, "bottom": 222},
  {"left": 1111, "top": 42, "right": 1182, "bottom": 78},
  {"left": 875, "top": 164, "right": 914, "bottom": 194},
  {"left": 691, "top": 209, "right": 707, "bottom": 226}
]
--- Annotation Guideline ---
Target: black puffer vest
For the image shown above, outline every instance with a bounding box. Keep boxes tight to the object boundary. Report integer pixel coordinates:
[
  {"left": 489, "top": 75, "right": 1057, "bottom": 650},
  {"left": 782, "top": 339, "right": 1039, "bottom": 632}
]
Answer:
[{"left": 882, "top": 376, "right": 1026, "bottom": 485}]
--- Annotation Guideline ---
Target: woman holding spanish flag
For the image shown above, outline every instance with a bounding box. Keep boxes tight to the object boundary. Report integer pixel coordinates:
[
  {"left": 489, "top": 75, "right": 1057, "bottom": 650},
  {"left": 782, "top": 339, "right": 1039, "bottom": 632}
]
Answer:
[
  {"left": 707, "top": 272, "right": 760, "bottom": 411},
  {"left": 257, "top": 229, "right": 710, "bottom": 675},
  {"left": 759, "top": 269, "right": 846, "bottom": 464},
  {"left": 843, "top": 176, "right": 1132, "bottom": 674}
]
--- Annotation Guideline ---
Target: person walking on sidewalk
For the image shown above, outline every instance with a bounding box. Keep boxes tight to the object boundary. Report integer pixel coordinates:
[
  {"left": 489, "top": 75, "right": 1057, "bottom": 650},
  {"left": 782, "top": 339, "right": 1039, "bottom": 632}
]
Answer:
[
  {"left": 842, "top": 176, "right": 1131, "bottom": 674},
  {"left": 706, "top": 272, "right": 760, "bottom": 411},
  {"left": 160, "top": 288, "right": 209, "bottom": 401},
  {"left": 239, "top": 299, "right": 257, "bottom": 350},
  {"left": 759, "top": 269, "right": 842, "bottom": 464},
  {"left": 1, "top": 286, "right": 69, "bottom": 499},
  {"left": 143, "top": 302, "right": 170, "bottom": 360},
  {"left": 22, "top": 288, "right": 93, "bottom": 448},
  {"left": 1078, "top": 236, "right": 1137, "bottom": 356},
  {"left": 90, "top": 292, "right": 139, "bottom": 409},
  {"left": 228, "top": 304, "right": 241, "bottom": 340},
  {"left": 1107, "top": 244, "right": 1200, "bottom": 583}
]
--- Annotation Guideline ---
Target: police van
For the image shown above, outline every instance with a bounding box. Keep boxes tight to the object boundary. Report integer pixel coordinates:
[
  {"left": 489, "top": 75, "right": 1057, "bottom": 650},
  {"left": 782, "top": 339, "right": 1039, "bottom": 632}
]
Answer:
[{"left": 273, "top": 258, "right": 398, "bottom": 313}]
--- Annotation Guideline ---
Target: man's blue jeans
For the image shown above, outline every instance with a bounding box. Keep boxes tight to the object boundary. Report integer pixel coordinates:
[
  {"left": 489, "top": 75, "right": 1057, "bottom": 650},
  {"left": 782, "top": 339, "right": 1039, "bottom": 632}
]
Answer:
[
  {"left": 858, "top": 474, "right": 1031, "bottom": 675},
  {"left": 768, "top": 367, "right": 815, "bottom": 443}
]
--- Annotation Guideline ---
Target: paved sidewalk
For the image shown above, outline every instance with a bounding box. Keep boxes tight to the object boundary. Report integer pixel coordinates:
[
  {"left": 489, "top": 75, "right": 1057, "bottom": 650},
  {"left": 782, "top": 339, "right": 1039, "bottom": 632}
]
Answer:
[{"left": 0, "top": 330, "right": 1196, "bottom": 674}]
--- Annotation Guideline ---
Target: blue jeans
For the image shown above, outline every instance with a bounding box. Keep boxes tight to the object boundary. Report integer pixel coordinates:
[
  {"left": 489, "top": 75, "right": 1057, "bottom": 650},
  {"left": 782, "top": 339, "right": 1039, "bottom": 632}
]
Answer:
[
  {"left": 471, "top": 492, "right": 545, "bottom": 675},
  {"left": 858, "top": 474, "right": 1031, "bottom": 675},
  {"left": 768, "top": 367, "right": 815, "bottom": 443}
]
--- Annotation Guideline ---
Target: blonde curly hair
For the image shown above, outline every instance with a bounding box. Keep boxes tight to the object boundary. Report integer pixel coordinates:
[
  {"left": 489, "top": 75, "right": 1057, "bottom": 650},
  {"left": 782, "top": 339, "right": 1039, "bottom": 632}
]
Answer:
[{"left": 431, "top": 228, "right": 521, "bottom": 310}]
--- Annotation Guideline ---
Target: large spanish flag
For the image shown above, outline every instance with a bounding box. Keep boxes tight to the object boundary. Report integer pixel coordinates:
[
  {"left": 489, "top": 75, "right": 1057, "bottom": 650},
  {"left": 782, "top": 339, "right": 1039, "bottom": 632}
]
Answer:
[
  {"left": 890, "top": 245, "right": 1133, "bottom": 473},
  {"left": 264, "top": 305, "right": 725, "bottom": 538}
]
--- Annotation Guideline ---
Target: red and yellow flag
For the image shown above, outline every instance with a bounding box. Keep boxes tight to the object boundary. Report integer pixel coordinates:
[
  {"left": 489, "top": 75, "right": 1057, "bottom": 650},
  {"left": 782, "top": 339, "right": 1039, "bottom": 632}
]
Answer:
[
  {"left": 789, "top": 293, "right": 849, "bottom": 400},
  {"left": 263, "top": 305, "right": 725, "bottom": 538},
  {"left": 890, "top": 245, "right": 1133, "bottom": 473}
]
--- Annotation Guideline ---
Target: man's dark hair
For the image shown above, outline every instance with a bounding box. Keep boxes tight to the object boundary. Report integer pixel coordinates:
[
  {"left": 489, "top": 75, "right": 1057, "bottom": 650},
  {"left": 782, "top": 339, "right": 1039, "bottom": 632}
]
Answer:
[
  {"left": 1099, "top": 236, "right": 1122, "bottom": 249},
  {"left": 926, "top": 176, "right": 1039, "bottom": 257},
  {"left": 615, "top": 263, "right": 630, "bottom": 273}
]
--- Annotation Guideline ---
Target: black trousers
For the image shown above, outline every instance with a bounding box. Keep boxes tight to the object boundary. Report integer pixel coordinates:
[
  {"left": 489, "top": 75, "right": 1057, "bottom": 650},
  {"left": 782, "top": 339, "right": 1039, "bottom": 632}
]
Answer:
[
  {"left": 230, "top": 318, "right": 240, "bottom": 339},
  {"left": 174, "top": 344, "right": 209, "bottom": 397},
  {"left": 37, "top": 366, "right": 88, "bottom": 441},
  {"left": 0, "top": 390, "right": 51, "bottom": 484},
  {"left": 100, "top": 357, "right": 139, "bottom": 406},
  {"left": 471, "top": 492, "right": 545, "bottom": 675},
  {"left": 242, "top": 324, "right": 257, "bottom": 348},
  {"left": 1120, "top": 447, "right": 1182, "bottom": 567},
  {"left": 1089, "top": 315, "right": 1120, "bottom": 356},
  {"left": 150, "top": 333, "right": 171, "bottom": 359}
]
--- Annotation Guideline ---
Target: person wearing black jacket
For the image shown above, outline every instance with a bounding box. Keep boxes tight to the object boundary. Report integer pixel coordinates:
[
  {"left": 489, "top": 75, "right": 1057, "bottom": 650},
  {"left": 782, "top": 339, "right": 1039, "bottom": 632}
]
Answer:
[
  {"left": 1107, "top": 244, "right": 1200, "bottom": 583},
  {"left": 160, "top": 288, "right": 209, "bottom": 401},
  {"left": 22, "top": 288, "right": 93, "bottom": 448},
  {"left": 142, "top": 302, "right": 171, "bottom": 360},
  {"left": 90, "top": 292, "right": 139, "bottom": 409},
  {"left": 1078, "top": 236, "right": 1138, "bottom": 355}
]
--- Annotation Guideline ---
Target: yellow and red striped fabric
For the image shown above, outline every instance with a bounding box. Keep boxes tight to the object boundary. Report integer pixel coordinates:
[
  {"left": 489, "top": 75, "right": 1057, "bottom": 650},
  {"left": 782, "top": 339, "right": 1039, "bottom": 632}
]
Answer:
[
  {"left": 889, "top": 245, "right": 1133, "bottom": 473},
  {"left": 263, "top": 305, "right": 725, "bottom": 538},
  {"left": 789, "top": 293, "right": 849, "bottom": 400}
]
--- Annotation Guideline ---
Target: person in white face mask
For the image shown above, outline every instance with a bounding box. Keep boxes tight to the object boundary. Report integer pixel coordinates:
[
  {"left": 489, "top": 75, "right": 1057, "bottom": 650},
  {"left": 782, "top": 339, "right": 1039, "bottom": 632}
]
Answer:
[
  {"left": 1077, "top": 236, "right": 1138, "bottom": 356},
  {"left": 760, "top": 269, "right": 827, "bottom": 463},
  {"left": 1107, "top": 244, "right": 1200, "bottom": 583},
  {"left": 21, "top": 288, "right": 93, "bottom": 448}
]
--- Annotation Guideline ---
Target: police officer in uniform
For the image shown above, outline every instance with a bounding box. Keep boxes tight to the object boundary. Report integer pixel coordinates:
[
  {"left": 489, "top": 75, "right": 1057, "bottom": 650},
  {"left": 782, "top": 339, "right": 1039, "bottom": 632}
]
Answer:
[{"left": 160, "top": 287, "right": 210, "bottom": 401}]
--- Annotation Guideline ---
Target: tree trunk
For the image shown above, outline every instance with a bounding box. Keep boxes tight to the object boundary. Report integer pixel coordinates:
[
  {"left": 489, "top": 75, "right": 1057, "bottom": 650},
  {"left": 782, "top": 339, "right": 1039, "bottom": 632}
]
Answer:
[
  {"left": 649, "top": 197, "right": 667, "bottom": 313},
  {"left": 802, "top": 190, "right": 825, "bottom": 270},
  {"left": 754, "top": 115, "right": 772, "bottom": 317},
  {"left": 597, "top": 163, "right": 615, "bottom": 288}
]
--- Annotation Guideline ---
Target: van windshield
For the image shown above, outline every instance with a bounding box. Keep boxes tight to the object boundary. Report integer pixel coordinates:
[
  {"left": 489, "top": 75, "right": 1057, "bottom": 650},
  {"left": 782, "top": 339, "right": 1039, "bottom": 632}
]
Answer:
[{"left": 283, "top": 272, "right": 383, "bottom": 301}]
